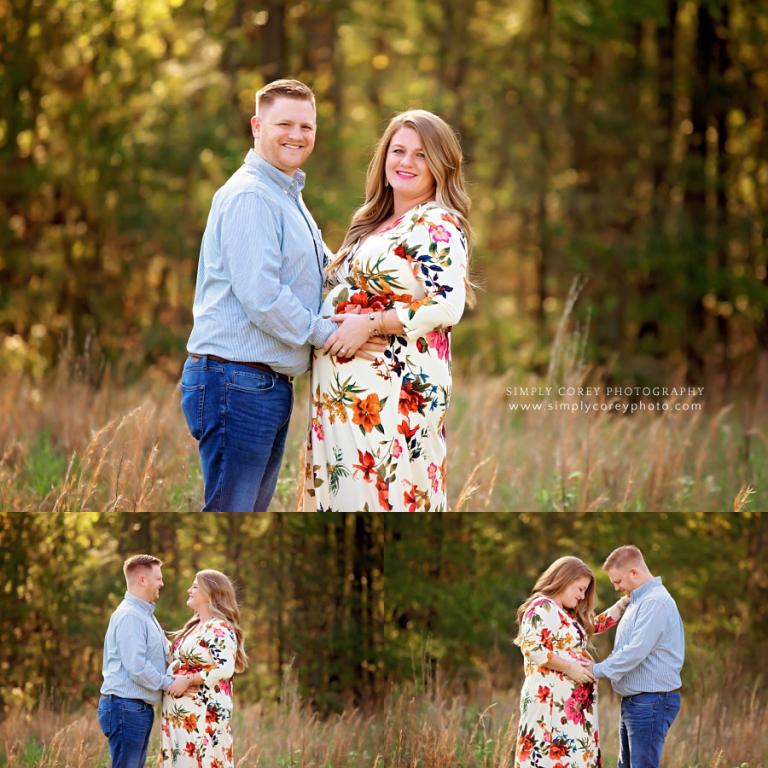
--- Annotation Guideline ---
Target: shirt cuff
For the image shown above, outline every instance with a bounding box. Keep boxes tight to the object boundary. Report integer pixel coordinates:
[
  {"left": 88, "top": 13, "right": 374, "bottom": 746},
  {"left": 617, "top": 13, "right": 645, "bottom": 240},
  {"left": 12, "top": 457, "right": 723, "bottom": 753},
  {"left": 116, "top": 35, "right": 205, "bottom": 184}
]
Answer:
[
  {"left": 309, "top": 317, "right": 338, "bottom": 347},
  {"left": 592, "top": 661, "right": 606, "bottom": 679},
  {"left": 162, "top": 674, "right": 175, "bottom": 690}
]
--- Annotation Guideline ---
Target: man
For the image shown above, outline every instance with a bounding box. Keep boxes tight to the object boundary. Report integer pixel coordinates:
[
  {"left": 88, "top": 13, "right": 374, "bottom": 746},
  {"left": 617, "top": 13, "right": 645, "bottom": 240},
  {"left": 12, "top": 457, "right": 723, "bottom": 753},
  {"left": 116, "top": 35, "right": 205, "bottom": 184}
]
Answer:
[
  {"left": 586, "top": 545, "right": 685, "bottom": 768},
  {"left": 182, "top": 78, "right": 361, "bottom": 512},
  {"left": 99, "top": 555, "right": 190, "bottom": 768}
]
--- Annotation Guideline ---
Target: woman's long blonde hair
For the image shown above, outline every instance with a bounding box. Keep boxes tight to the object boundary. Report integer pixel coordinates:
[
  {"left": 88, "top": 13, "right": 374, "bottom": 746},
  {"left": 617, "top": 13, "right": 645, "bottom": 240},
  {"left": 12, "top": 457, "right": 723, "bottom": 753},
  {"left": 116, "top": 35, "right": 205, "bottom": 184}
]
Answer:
[
  {"left": 514, "top": 557, "right": 597, "bottom": 643},
  {"left": 171, "top": 569, "right": 248, "bottom": 673},
  {"left": 327, "top": 109, "right": 474, "bottom": 305}
]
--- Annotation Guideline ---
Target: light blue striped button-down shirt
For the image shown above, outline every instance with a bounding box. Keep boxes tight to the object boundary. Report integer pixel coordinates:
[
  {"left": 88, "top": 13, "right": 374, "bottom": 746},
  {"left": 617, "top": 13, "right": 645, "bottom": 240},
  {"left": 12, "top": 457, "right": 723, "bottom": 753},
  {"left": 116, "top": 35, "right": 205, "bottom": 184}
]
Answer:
[
  {"left": 100, "top": 592, "right": 173, "bottom": 705},
  {"left": 593, "top": 576, "right": 685, "bottom": 696},
  {"left": 186, "top": 150, "right": 337, "bottom": 377}
]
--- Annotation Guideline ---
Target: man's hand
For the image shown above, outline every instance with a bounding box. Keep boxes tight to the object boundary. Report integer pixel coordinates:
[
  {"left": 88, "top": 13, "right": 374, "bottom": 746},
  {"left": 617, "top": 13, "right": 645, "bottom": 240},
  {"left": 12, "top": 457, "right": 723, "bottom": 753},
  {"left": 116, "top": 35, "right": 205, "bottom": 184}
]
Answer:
[{"left": 567, "top": 659, "right": 596, "bottom": 684}]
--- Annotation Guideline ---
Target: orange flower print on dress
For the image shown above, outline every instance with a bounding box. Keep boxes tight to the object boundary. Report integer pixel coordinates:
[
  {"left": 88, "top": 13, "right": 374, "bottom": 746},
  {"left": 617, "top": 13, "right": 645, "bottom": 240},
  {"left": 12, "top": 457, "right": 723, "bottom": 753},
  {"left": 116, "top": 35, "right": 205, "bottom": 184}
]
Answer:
[
  {"left": 351, "top": 393, "right": 383, "bottom": 432},
  {"left": 182, "top": 713, "right": 198, "bottom": 733},
  {"left": 376, "top": 476, "right": 392, "bottom": 511},
  {"left": 514, "top": 597, "right": 624, "bottom": 768},
  {"left": 516, "top": 729, "right": 535, "bottom": 762},
  {"left": 304, "top": 203, "right": 468, "bottom": 511},
  {"left": 353, "top": 450, "right": 376, "bottom": 481},
  {"left": 161, "top": 619, "right": 237, "bottom": 767},
  {"left": 399, "top": 379, "right": 425, "bottom": 416}
]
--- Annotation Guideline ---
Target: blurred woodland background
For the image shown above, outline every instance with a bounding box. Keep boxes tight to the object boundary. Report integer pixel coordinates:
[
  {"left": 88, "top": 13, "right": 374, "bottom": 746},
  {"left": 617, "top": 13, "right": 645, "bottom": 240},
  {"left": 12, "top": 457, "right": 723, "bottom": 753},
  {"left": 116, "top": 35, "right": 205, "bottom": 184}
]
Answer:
[{"left": 2, "top": 0, "right": 767, "bottom": 385}]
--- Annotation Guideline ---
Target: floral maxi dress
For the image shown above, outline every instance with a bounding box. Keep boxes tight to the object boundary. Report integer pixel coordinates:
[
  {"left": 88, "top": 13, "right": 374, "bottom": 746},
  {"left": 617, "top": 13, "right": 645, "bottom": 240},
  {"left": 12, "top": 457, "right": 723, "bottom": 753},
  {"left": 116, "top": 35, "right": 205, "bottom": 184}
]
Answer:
[
  {"left": 515, "top": 597, "right": 621, "bottom": 768},
  {"left": 303, "top": 202, "right": 468, "bottom": 512},
  {"left": 161, "top": 618, "right": 237, "bottom": 768}
]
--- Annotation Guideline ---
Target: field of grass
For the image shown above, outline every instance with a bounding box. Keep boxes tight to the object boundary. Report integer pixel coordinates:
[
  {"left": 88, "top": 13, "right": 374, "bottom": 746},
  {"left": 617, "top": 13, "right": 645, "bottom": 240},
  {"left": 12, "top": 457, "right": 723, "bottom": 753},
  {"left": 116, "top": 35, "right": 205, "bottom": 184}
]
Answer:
[
  {"left": 0, "top": 349, "right": 765, "bottom": 512},
  {"left": 0, "top": 679, "right": 765, "bottom": 768}
]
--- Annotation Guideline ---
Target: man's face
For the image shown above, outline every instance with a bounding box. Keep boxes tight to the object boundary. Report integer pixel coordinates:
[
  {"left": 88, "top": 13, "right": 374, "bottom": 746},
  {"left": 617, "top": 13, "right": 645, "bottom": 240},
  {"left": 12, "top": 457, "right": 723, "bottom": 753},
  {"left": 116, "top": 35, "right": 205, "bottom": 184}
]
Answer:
[
  {"left": 606, "top": 566, "right": 637, "bottom": 594},
  {"left": 140, "top": 564, "right": 164, "bottom": 603},
  {"left": 251, "top": 96, "right": 316, "bottom": 176}
]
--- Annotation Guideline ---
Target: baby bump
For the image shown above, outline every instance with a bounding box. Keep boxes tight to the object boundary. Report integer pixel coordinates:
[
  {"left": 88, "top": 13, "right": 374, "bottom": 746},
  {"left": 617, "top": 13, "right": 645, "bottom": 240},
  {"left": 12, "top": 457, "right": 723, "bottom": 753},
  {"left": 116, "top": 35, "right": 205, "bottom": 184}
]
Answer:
[{"left": 320, "top": 282, "right": 356, "bottom": 319}]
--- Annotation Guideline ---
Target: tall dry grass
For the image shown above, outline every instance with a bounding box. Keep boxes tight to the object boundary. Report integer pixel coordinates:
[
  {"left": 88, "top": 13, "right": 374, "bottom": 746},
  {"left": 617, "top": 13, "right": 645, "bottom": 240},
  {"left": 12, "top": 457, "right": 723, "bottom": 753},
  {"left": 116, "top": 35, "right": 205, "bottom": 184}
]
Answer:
[
  {"left": 1, "top": 677, "right": 765, "bottom": 767},
  {"left": 1, "top": 291, "right": 765, "bottom": 511},
  {"left": 0, "top": 360, "right": 764, "bottom": 511}
]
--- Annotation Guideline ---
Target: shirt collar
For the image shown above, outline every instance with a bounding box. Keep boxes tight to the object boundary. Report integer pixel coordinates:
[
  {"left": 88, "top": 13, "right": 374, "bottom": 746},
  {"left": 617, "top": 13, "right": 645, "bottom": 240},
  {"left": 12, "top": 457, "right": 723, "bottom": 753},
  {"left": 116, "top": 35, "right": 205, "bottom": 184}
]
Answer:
[
  {"left": 630, "top": 575, "right": 661, "bottom": 602},
  {"left": 125, "top": 591, "right": 156, "bottom": 615},
  {"left": 244, "top": 149, "right": 306, "bottom": 199}
]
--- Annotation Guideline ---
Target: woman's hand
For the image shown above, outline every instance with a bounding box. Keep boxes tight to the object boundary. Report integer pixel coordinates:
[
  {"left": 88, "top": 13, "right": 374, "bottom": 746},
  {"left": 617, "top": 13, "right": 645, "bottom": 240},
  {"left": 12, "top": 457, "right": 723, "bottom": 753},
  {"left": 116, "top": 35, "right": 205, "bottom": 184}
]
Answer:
[
  {"left": 323, "top": 314, "right": 375, "bottom": 358},
  {"left": 168, "top": 674, "right": 193, "bottom": 697},
  {"left": 617, "top": 595, "right": 631, "bottom": 613},
  {"left": 566, "top": 660, "right": 596, "bottom": 684},
  {"left": 355, "top": 337, "right": 389, "bottom": 361}
]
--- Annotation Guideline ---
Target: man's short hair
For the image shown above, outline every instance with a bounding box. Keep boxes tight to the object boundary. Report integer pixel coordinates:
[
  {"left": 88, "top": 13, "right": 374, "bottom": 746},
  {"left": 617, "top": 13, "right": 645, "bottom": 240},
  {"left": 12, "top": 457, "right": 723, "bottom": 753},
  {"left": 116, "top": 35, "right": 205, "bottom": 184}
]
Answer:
[
  {"left": 603, "top": 545, "right": 646, "bottom": 571},
  {"left": 255, "top": 79, "right": 315, "bottom": 115},
  {"left": 123, "top": 554, "right": 162, "bottom": 580}
]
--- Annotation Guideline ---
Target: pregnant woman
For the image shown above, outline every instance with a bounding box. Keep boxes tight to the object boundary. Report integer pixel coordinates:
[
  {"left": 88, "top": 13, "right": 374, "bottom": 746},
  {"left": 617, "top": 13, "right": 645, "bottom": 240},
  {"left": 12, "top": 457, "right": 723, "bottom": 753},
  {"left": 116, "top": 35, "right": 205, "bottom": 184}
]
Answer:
[
  {"left": 160, "top": 570, "right": 247, "bottom": 768},
  {"left": 514, "top": 556, "right": 629, "bottom": 767},
  {"left": 304, "top": 109, "right": 473, "bottom": 512}
]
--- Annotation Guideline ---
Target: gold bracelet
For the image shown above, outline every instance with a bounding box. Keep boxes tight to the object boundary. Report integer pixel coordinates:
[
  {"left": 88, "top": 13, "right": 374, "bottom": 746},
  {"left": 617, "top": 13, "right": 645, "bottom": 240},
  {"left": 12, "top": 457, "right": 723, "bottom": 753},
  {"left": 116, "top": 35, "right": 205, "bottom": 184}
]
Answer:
[{"left": 378, "top": 311, "right": 386, "bottom": 335}]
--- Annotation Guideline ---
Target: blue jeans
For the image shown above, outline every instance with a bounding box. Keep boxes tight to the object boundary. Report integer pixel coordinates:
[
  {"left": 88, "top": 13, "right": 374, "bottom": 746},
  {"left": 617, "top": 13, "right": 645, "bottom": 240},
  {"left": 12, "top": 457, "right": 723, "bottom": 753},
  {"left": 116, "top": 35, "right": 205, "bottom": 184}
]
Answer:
[
  {"left": 180, "top": 355, "right": 294, "bottom": 512},
  {"left": 618, "top": 691, "right": 681, "bottom": 768},
  {"left": 98, "top": 695, "right": 154, "bottom": 768}
]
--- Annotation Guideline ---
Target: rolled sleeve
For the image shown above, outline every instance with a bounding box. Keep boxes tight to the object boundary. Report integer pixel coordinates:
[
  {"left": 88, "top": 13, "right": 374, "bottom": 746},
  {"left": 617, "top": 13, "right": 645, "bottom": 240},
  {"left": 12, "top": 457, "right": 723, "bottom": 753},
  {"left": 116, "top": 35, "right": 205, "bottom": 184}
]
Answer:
[
  {"left": 393, "top": 209, "right": 467, "bottom": 342},
  {"left": 223, "top": 193, "right": 327, "bottom": 348}
]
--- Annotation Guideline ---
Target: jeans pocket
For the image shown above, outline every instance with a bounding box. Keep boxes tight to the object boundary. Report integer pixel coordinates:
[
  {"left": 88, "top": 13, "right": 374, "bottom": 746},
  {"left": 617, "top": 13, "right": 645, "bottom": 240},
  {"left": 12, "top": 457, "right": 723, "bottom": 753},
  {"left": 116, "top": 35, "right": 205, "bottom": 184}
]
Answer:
[
  {"left": 121, "top": 701, "right": 154, "bottom": 744},
  {"left": 230, "top": 369, "right": 275, "bottom": 392},
  {"left": 97, "top": 699, "right": 112, "bottom": 737},
  {"left": 181, "top": 384, "right": 205, "bottom": 440}
]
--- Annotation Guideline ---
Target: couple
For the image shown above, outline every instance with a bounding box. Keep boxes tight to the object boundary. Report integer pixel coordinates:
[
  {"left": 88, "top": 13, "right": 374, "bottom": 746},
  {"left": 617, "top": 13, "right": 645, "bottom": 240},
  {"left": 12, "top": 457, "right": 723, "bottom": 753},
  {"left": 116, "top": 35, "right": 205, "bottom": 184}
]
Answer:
[
  {"left": 181, "top": 78, "right": 471, "bottom": 512},
  {"left": 98, "top": 555, "right": 246, "bottom": 768},
  {"left": 514, "top": 545, "right": 685, "bottom": 768}
]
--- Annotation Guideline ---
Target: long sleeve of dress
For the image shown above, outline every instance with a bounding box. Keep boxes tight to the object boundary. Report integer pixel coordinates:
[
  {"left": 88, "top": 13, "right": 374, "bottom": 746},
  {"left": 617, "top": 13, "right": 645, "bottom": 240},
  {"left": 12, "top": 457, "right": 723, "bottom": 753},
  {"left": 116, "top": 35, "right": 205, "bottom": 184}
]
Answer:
[
  {"left": 197, "top": 620, "right": 237, "bottom": 686},
  {"left": 393, "top": 208, "right": 468, "bottom": 341},
  {"left": 518, "top": 598, "right": 572, "bottom": 667},
  {"left": 594, "top": 597, "right": 628, "bottom": 634}
]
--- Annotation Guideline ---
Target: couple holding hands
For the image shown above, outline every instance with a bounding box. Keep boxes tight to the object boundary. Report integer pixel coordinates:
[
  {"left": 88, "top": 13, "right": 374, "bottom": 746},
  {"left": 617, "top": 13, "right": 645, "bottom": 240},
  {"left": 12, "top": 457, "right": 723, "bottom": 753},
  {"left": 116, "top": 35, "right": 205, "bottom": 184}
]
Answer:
[
  {"left": 99, "top": 555, "right": 245, "bottom": 768},
  {"left": 181, "top": 78, "right": 472, "bottom": 512},
  {"left": 99, "top": 545, "right": 684, "bottom": 768},
  {"left": 514, "top": 545, "right": 685, "bottom": 768}
]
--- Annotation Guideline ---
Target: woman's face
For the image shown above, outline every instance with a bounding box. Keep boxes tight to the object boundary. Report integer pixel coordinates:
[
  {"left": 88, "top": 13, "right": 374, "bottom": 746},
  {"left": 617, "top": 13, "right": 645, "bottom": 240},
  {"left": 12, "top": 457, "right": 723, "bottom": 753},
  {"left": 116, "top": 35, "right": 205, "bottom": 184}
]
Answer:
[
  {"left": 557, "top": 575, "right": 592, "bottom": 610},
  {"left": 384, "top": 127, "right": 436, "bottom": 203},
  {"left": 186, "top": 578, "right": 207, "bottom": 613}
]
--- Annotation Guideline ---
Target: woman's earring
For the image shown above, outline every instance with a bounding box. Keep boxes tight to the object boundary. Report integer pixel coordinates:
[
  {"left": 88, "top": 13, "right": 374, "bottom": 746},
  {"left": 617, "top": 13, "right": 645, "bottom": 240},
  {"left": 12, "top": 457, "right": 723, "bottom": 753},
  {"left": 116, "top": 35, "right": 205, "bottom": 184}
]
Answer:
[{"left": 384, "top": 178, "right": 389, "bottom": 187}]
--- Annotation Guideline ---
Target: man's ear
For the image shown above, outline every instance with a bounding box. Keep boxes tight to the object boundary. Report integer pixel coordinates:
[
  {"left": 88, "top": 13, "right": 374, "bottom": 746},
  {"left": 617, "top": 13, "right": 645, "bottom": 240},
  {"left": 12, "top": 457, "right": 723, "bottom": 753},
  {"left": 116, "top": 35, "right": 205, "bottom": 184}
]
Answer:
[{"left": 250, "top": 115, "right": 260, "bottom": 138}]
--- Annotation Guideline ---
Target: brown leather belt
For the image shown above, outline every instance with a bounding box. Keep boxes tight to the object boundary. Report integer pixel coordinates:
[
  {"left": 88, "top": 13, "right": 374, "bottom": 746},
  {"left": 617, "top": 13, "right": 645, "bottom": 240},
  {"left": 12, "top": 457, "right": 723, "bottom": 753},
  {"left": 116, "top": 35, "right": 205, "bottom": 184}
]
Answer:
[{"left": 190, "top": 354, "right": 293, "bottom": 384}]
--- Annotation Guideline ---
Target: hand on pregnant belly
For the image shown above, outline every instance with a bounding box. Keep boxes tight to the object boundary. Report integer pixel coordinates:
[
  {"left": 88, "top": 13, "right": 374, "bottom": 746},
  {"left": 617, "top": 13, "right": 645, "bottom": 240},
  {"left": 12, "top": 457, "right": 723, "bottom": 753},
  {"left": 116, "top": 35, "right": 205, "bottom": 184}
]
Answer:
[{"left": 324, "top": 312, "right": 372, "bottom": 358}]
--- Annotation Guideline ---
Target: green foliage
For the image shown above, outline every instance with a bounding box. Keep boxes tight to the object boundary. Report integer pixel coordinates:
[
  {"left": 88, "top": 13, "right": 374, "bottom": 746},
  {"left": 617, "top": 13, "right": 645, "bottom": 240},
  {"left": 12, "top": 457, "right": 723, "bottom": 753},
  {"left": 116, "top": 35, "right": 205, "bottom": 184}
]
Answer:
[
  {"left": 22, "top": 430, "right": 68, "bottom": 498},
  {"left": 0, "top": 511, "right": 763, "bottom": 715},
  {"left": 1, "top": 0, "right": 767, "bottom": 387}
]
